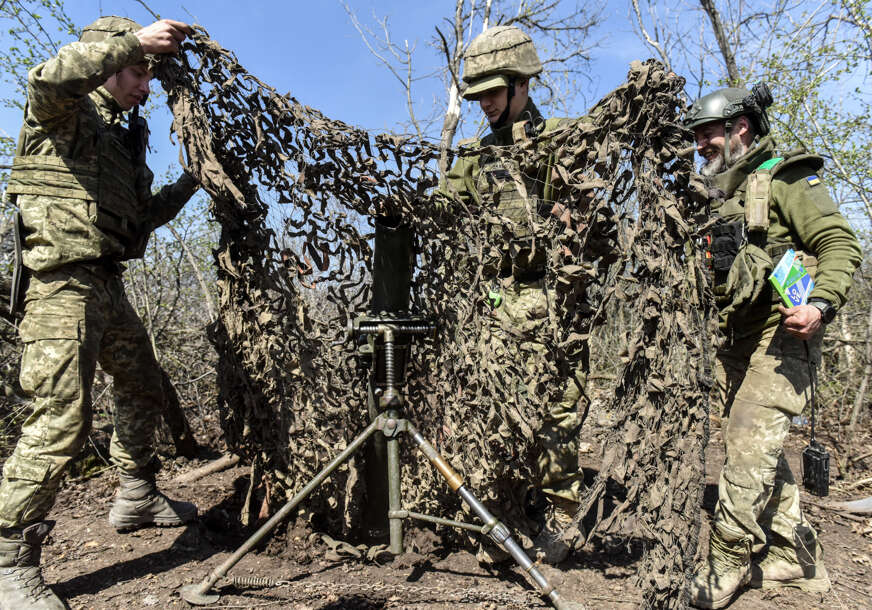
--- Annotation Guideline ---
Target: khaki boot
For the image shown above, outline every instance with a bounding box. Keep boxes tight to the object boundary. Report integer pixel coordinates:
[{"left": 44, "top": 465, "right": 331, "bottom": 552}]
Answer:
[
  {"left": 475, "top": 541, "right": 511, "bottom": 567},
  {"left": 108, "top": 470, "right": 197, "bottom": 531},
  {"left": 531, "top": 497, "right": 581, "bottom": 565},
  {"left": 689, "top": 522, "right": 751, "bottom": 609},
  {"left": 0, "top": 521, "right": 66, "bottom": 610},
  {"left": 750, "top": 533, "right": 830, "bottom": 592}
]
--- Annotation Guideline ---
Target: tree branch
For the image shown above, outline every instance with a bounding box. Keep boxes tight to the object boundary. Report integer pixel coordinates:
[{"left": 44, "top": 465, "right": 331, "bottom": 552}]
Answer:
[
  {"left": 699, "top": 0, "right": 740, "bottom": 83},
  {"left": 631, "top": 0, "right": 673, "bottom": 71}
]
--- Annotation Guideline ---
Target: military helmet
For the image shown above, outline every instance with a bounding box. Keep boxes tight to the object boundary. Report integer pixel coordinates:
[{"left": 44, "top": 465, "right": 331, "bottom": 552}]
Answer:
[
  {"left": 685, "top": 83, "right": 773, "bottom": 135},
  {"left": 80, "top": 16, "right": 159, "bottom": 69},
  {"left": 462, "top": 26, "right": 542, "bottom": 100}
]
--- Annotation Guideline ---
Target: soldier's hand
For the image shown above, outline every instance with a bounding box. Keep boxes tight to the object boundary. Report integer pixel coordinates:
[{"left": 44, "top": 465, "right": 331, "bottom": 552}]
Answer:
[
  {"left": 136, "top": 19, "right": 193, "bottom": 55},
  {"left": 778, "top": 304, "right": 822, "bottom": 340}
]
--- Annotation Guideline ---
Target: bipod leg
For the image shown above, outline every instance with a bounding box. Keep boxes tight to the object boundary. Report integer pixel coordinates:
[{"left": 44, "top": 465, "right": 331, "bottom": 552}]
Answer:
[
  {"left": 180, "top": 418, "right": 382, "bottom": 605},
  {"left": 405, "top": 421, "right": 579, "bottom": 610}
]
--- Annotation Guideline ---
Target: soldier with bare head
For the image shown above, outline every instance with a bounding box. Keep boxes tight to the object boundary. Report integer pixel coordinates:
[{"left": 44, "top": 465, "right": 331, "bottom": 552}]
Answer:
[{"left": 0, "top": 16, "right": 199, "bottom": 609}]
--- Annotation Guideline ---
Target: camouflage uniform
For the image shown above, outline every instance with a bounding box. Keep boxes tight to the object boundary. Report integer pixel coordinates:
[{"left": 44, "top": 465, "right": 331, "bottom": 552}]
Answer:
[
  {"left": 709, "top": 135, "right": 860, "bottom": 551},
  {"left": 442, "top": 98, "right": 587, "bottom": 505},
  {"left": 688, "top": 134, "right": 862, "bottom": 608},
  {"left": 0, "top": 30, "right": 198, "bottom": 529}
]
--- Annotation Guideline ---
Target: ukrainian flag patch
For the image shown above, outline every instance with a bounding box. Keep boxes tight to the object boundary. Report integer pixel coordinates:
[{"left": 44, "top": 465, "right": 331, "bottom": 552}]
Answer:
[{"left": 807, "top": 175, "right": 821, "bottom": 186}]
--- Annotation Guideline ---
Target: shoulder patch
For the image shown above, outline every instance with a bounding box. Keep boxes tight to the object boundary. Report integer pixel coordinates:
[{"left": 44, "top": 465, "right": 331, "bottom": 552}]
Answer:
[{"left": 806, "top": 175, "right": 821, "bottom": 187}]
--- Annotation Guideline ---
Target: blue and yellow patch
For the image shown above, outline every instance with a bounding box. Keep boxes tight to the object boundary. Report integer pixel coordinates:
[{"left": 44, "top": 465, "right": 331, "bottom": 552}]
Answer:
[{"left": 806, "top": 175, "right": 821, "bottom": 187}]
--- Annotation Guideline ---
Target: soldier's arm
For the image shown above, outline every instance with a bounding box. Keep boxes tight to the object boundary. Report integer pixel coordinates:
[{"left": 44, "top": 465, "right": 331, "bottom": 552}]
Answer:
[
  {"left": 435, "top": 146, "right": 480, "bottom": 216},
  {"left": 27, "top": 34, "right": 145, "bottom": 123},
  {"left": 139, "top": 167, "right": 200, "bottom": 232},
  {"left": 773, "top": 165, "right": 862, "bottom": 309}
]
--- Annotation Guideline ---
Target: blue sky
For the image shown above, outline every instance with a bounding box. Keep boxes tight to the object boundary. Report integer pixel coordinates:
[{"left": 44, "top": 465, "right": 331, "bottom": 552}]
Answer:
[{"left": 0, "top": 0, "right": 654, "bottom": 178}]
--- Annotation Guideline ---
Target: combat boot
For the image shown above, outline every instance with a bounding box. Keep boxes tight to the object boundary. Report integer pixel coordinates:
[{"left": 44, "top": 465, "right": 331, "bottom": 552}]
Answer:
[
  {"left": 750, "top": 535, "right": 830, "bottom": 592},
  {"left": 689, "top": 522, "right": 751, "bottom": 609},
  {"left": 531, "top": 497, "right": 581, "bottom": 565},
  {"left": 108, "top": 469, "right": 197, "bottom": 531},
  {"left": 475, "top": 540, "right": 511, "bottom": 567},
  {"left": 0, "top": 521, "right": 66, "bottom": 610}
]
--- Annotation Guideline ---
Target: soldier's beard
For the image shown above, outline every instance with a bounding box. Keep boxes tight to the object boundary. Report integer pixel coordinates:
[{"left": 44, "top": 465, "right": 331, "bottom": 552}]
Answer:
[{"left": 700, "top": 139, "right": 750, "bottom": 176}]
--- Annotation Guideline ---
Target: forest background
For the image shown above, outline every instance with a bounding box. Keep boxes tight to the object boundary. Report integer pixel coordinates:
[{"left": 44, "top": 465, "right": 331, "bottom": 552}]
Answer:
[{"left": 0, "top": 0, "right": 869, "bottom": 478}]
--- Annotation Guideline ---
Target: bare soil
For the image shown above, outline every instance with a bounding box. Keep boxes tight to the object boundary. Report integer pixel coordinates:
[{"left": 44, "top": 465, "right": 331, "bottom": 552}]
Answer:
[{"left": 41, "top": 418, "right": 871, "bottom": 610}]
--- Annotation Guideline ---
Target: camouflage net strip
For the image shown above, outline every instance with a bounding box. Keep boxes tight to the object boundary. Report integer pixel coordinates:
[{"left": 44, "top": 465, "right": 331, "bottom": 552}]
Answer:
[{"left": 157, "top": 27, "right": 715, "bottom": 608}]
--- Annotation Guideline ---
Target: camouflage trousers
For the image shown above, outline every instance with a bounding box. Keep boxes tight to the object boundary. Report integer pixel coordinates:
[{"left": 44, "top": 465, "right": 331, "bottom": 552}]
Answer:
[
  {"left": 714, "top": 323, "right": 822, "bottom": 554},
  {"left": 0, "top": 262, "right": 163, "bottom": 528},
  {"left": 481, "top": 277, "right": 588, "bottom": 504}
]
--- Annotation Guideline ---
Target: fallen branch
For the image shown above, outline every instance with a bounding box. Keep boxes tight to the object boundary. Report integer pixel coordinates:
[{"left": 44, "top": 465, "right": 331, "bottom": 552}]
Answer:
[
  {"left": 845, "top": 476, "right": 872, "bottom": 491},
  {"left": 173, "top": 453, "right": 240, "bottom": 484},
  {"left": 826, "top": 495, "right": 872, "bottom": 515},
  {"left": 850, "top": 450, "right": 872, "bottom": 464},
  {"left": 801, "top": 496, "right": 867, "bottom": 522}
]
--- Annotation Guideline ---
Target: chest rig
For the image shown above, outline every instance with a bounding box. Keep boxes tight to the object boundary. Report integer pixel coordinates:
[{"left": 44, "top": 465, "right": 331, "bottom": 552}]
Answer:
[
  {"left": 708, "top": 149, "right": 820, "bottom": 290},
  {"left": 7, "top": 97, "right": 150, "bottom": 261},
  {"left": 475, "top": 117, "right": 553, "bottom": 277}
]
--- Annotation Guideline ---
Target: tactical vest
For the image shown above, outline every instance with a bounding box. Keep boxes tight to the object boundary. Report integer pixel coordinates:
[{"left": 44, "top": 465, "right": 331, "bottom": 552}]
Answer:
[
  {"left": 709, "top": 148, "right": 823, "bottom": 317},
  {"left": 6, "top": 103, "right": 149, "bottom": 261},
  {"left": 474, "top": 117, "right": 564, "bottom": 277}
]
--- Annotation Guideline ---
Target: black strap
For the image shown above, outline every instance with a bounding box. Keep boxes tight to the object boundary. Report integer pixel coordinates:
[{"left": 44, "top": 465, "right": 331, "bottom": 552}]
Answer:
[
  {"left": 492, "top": 77, "right": 516, "bottom": 130},
  {"left": 804, "top": 340, "right": 817, "bottom": 444}
]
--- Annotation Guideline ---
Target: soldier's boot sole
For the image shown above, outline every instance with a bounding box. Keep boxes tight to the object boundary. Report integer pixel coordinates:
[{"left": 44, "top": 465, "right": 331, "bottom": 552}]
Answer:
[
  {"left": 751, "top": 574, "right": 830, "bottom": 592},
  {"left": 108, "top": 495, "right": 197, "bottom": 531},
  {"left": 749, "top": 551, "right": 830, "bottom": 592},
  {"left": 750, "top": 563, "right": 830, "bottom": 592}
]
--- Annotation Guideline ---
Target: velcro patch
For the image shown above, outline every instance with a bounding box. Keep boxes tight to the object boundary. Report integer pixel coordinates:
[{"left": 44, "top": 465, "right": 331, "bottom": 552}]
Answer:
[{"left": 806, "top": 175, "right": 821, "bottom": 186}]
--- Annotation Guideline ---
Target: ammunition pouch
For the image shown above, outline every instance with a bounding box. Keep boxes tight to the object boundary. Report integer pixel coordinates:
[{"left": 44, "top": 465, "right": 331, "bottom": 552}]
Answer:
[
  {"left": 715, "top": 241, "right": 773, "bottom": 319},
  {"left": 707, "top": 220, "right": 744, "bottom": 285}
]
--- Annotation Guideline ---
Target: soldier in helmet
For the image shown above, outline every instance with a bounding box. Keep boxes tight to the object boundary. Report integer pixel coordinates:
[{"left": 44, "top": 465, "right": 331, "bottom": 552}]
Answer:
[
  {"left": 0, "top": 16, "right": 199, "bottom": 609},
  {"left": 685, "top": 84, "right": 861, "bottom": 608},
  {"left": 440, "top": 26, "right": 589, "bottom": 566}
]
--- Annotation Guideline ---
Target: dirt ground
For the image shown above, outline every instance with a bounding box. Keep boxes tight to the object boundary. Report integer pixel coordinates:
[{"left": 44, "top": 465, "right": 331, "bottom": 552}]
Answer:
[{"left": 40, "top": 416, "right": 871, "bottom": 610}]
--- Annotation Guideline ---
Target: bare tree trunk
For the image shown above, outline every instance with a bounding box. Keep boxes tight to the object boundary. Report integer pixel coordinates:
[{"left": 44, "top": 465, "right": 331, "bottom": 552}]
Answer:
[
  {"left": 849, "top": 296, "right": 872, "bottom": 436},
  {"left": 699, "top": 0, "right": 740, "bottom": 84},
  {"left": 438, "top": 0, "right": 466, "bottom": 179},
  {"left": 839, "top": 311, "right": 856, "bottom": 372}
]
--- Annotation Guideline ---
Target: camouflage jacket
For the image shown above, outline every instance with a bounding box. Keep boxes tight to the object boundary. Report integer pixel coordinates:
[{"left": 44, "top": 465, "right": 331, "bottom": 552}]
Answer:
[
  {"left": 7, "top": 31, "right": 197, "bottom": 272},
  {"left": 710, "top": 136, "right": 861, "bottom": 337},
  {"left": 441, "top": 99, "right": 567, "bottom": 277}
]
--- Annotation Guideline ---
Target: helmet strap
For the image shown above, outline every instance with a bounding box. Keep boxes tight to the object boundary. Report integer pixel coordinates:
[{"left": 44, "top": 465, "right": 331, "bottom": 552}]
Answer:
[
  {"left": 723, "top": 119, "right": 733, "bottom": 167},
  {"left": 492, "top": 77, "right": 517, "bottom": 129}
]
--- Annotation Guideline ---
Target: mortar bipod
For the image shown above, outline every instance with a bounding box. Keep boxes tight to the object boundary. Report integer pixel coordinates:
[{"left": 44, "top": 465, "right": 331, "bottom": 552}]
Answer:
[{"left": 180, "top": 315, "right": 580, "bottom": 610}]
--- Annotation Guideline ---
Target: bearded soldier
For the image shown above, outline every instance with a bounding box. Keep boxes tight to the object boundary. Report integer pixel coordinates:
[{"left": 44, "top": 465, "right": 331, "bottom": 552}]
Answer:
[
  {"left": 685, "top": 85, "right": 861, "bottom": 608},
  {"left": 0, "top": 16, "right": 199, "bottom": 609},
  {"left": 441, "top": 26, "right": 589, "bottom": 565}
]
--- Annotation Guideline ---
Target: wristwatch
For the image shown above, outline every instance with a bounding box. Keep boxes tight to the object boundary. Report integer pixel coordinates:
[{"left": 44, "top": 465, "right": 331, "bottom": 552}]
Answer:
[{"left": 808, "top": 298, "right": 837, "bottom": 324}]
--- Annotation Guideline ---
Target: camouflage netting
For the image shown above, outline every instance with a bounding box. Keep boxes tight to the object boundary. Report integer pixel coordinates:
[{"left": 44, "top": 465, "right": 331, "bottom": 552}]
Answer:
[{"left": 156, "top": 26, "right": 715, "bottom": 608}]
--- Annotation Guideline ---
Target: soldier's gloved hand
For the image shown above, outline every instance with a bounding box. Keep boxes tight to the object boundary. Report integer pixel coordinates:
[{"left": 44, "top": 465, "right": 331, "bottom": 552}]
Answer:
[
  {"left": 778, "top": 304, "right": 822, "bottom": 340},
  {"left": 136, "top": 19, "right": 193, "bottom": 55}
]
